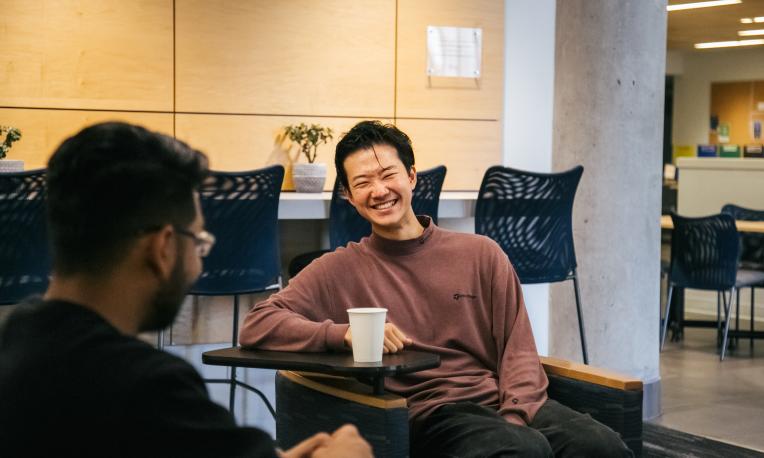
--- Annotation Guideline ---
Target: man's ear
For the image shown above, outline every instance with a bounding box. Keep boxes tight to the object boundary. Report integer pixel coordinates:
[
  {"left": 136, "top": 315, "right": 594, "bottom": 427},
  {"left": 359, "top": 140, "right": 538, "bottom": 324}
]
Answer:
[
  {"left": 409, "top": 165, "right": 417, "bottom": 190},
  {"left": 144, "top": 225, "right": 176, "bottom": 281},
  {"left": 342, "top": 184, "right": 358, "bottom": 209}
]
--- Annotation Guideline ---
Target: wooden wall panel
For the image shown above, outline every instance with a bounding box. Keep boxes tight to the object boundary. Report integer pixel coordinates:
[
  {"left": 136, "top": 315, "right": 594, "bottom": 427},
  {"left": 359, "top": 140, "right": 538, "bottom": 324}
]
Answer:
[
  {"left": 711, "top": 81, "right": 763, "bottom": 145},
  {"left": 395, "top": 119, "right": 500, "bottom": 190},
  {"left": 175, "top": 115, "right": 392, "bottom": 190},
  {"left": 175, "top": 0, "right": 395, "bottom": 117},
  {"left": 396, "top": 0, "right": 504, "bottom": 120},
  {"left": 0, "top": 0, "right": 173, "bottom": 111},
  {"left": 0, "top": 108, "right": 174, "bottom": 169}
]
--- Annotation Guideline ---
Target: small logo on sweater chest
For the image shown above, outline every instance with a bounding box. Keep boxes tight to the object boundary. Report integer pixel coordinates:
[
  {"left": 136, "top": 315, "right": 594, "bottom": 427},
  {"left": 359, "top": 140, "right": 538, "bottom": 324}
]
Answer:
[{"left": 453, "top": 293, "right": 477, "bottom": 301}]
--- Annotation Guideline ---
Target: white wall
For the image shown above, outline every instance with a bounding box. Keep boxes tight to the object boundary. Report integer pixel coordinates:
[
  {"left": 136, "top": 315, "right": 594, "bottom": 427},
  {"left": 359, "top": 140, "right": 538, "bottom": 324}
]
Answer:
[
  {"left": 671, "top": 47, "right": 764, "bottom": 146},
  {"left": 503, "top": 0, "right": 556, "bottom": 355}
]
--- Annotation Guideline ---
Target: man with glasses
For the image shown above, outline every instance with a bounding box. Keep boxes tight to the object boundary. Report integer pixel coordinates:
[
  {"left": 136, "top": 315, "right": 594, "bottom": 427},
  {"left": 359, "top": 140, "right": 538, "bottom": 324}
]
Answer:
[{"left": 0, "top": 122, "right": 371, "bottom": 458}]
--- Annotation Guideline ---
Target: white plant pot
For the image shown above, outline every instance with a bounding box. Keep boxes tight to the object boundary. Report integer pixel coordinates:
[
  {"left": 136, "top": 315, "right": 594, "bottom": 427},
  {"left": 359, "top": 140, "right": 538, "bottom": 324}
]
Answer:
[
  {"left": 292, "top": 163, "right": 327, "bottom": 193},
  {"left": 0, "top": 160, "right": 24, "bottom": 173}
]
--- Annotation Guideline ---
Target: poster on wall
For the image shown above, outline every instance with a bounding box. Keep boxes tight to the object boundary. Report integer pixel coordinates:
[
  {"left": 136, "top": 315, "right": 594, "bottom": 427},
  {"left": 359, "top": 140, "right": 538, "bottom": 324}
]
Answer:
[{"left": 426, "top": 26, "right": 482, "bottom": 78}]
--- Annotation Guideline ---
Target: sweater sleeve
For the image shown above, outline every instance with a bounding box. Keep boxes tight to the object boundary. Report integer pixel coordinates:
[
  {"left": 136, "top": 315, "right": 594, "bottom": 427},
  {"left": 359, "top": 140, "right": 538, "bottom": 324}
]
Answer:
[
  {"left": 239, "top": 257, "right": 350, "bottom": 352},
  {"left": 490, "top": 246, "right": 549, "bottom": 426}
]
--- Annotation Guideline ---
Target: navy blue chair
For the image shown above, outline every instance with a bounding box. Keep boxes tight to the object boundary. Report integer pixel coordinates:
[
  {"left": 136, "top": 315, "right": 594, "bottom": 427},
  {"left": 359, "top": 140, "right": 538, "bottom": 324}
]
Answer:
[
  {"left": 0, "top": 170, "right": 50, "bottom": 305},
  {"left": 196, "top": 166, "right": 285, "bottom": 416},
  {"left": 722, "top": 204, "right": 764, "bottom": 351},
  {"left": 288, "top": 166, "right": 447, "bottom": 278},
  {"left": 475, "top": 165, "right": 588, "bottom": 364},
  {"left": 660, "top": 213, "right": 764, "bottom": 360}
]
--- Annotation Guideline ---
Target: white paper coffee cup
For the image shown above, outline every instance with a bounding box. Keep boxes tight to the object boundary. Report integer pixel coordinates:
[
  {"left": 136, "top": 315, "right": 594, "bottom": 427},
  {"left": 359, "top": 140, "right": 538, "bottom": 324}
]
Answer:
[{"left": 347, "top": 308, "right": 387, "bottom": 362}]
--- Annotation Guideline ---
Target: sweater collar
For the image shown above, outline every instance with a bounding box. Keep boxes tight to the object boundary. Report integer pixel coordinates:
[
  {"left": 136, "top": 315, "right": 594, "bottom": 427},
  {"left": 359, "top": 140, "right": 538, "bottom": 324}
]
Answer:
[{"left": 368, "top": 216, "right": 437, "bottom": 256}]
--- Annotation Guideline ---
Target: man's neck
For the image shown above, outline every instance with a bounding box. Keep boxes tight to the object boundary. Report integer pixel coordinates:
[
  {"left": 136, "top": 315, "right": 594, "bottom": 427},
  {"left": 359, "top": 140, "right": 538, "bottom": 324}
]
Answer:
[
  {"left": 372, "top": 211, "right": 425, "bottom": 241},
  {"left": 44, "top": 272, "right": 147, "bottom": 336}
]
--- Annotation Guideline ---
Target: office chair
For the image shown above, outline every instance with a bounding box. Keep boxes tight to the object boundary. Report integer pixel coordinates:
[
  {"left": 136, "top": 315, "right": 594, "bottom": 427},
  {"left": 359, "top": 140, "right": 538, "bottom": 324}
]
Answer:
[
  {"left": 0, "top": 170, "right": 50, "bottom": 305},
  {"left": 721, "top": 204, "right": 764, "bottom": 351},
  {"left": 475, "top": 165, "right": 588, "bottom": 364},
  {"left": 660, "top": 213, "right": 764, "bottom": 360},
  {"left": 194, "top": 165, "right": 285, "bottom": 416}
]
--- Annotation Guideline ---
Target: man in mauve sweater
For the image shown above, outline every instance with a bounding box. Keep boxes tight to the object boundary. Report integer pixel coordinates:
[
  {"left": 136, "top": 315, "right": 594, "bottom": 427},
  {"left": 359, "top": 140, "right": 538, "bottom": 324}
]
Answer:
[{"left": 240, "top": 121, "right": 632, "bottom": 457}]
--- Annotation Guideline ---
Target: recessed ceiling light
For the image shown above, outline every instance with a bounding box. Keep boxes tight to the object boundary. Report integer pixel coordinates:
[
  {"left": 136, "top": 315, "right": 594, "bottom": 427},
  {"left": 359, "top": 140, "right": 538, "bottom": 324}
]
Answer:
[
  {"left": 738, "top": 29, "right": 764, "bottom": 36},
  {"left": 741, "top": 18, "right": 754, "bottom": 23},
  {"left": 694, "top": 39, "right": 764, "bottom": 48},
  {"left": 667, "top": 0, "right": 741, "bottom": 12}
]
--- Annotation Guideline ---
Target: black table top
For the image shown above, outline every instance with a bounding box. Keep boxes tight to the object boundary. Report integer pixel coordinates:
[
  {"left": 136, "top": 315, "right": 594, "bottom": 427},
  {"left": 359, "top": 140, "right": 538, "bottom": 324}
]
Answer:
[{"left": 202, "top": 347, "right": 440, "bottom": 377}]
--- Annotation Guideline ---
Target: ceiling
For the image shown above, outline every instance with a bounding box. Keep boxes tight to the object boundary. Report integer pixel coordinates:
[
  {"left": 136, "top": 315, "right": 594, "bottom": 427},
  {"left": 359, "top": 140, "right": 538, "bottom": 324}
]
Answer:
[{"left": 668, "top": 0, "right": 764, "bottom": 50}]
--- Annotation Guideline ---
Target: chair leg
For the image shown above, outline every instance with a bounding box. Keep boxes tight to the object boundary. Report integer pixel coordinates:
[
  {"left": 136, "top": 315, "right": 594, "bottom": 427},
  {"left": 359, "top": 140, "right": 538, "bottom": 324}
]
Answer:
[
  {"left": 661, "top": 285, "right": 674, "bottom": 351},
  {"left": 721, "top": 288, "right": 736, "bottom": 361},
  {"left": 571, "top": 274, "right": 588, "bottom": 365},
  {"left": 736, "top": 288, "right": 741, "bottom": 346},
  {"left": 752, "top": 288, "right": 756, "bottom": 353},
  {"left": 716, "top": 292, "right": 722, "bottom": 347},
  {"left": 227, "top": 294, "right": 241, "bottom": 414},
  {"left": 156, "top": 329, "right": 163, "bottom": 349}
]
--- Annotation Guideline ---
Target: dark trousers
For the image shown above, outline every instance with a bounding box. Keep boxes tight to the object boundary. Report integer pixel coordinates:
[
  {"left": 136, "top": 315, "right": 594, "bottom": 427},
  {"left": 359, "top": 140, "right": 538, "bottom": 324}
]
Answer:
[{"left": 411, "top": 399, "right": 633, "bottom": 458}]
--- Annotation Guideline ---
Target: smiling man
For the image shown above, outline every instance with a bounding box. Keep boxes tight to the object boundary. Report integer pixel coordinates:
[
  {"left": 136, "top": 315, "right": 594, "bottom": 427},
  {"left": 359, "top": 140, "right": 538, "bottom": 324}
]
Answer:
[{"left": 240, "top": 121, "right": 632, "bottom": 457}]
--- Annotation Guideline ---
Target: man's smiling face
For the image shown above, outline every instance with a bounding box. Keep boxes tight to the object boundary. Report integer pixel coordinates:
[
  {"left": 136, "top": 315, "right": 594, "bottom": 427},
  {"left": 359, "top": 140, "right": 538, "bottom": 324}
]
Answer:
[{"left": 343, "top": 143, "right": 419, "bottom": 237}]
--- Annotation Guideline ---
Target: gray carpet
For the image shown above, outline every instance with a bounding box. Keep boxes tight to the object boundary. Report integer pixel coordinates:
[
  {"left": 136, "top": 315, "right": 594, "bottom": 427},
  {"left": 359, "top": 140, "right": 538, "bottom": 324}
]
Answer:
[{"left": 643, "top": 422, "right": 764, "bottom": 457}]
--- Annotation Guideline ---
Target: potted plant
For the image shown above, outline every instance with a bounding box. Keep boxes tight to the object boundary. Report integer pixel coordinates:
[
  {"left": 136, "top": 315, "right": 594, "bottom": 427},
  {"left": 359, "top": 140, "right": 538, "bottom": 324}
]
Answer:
[
  {"left": 284, "top": 123, "right": 333, "bottom": 192},
  {"left": 0, "top": 126, "right": 23, "bottom": 172}
]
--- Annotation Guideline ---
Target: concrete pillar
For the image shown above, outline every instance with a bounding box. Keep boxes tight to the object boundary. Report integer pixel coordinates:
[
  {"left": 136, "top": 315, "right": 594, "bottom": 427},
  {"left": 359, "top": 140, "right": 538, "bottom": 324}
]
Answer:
[{"left": 550, "top": 0, "right": 666, "bottom": 419}]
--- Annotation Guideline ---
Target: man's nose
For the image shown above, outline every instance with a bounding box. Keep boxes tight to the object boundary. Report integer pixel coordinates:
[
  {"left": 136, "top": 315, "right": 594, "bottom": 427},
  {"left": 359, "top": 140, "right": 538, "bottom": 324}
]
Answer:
[{"left": 370, "top": 180, "right": 389, "bottom": 198}]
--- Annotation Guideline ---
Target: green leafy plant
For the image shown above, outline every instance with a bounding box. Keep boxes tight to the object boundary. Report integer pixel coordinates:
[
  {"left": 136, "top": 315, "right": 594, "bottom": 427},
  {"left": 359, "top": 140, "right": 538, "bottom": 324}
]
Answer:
[
  {"left": 0, "top": 126, "right": 22, "bottom": 160},
  {"left": 284, "top": 123, "right": 333, "bottom": 164}
]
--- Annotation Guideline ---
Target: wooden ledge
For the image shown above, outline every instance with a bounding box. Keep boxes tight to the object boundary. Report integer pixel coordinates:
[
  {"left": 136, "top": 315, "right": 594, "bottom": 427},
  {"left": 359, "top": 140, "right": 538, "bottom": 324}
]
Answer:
[
  {"left": 280, "top": 371, "right": 407, "bottom": 409},
  {"left": 540, "top": 356, "right": 643, "bottom": 391}
]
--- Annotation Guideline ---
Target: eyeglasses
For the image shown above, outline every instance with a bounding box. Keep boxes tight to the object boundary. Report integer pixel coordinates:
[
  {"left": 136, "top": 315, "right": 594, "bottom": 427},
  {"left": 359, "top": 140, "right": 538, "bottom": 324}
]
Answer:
[{"left": 174, "top": 228, "right": 216, "bottom": 258}]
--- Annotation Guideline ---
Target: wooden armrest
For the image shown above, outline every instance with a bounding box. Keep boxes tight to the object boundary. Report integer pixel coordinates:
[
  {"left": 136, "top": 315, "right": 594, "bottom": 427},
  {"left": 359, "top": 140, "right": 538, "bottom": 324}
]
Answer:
[
  {"left": 540, "top": 356, "right": 643, "bottom": 391},
  {"left": 280, "top": 371, "right": 407, "bottom": 409}
]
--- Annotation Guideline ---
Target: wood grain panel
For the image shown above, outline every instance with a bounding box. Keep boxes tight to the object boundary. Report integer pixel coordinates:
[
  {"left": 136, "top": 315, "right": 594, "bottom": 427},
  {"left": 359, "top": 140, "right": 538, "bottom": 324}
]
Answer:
[
  {"left": 394, "top": 119, "right": 500, "bottom": 190},
  {"left": 0, "top": 0, "right": 173, "bottom": 111},
  {"left": 175, "top": 0, "right": 395, "bottom": 117},
  {"left": 0, "top": 108, "right": 173, "bottom": 169},
  {"left": 711, "top": 81, "right": 761, "bottom": 145},
  {"left": 396, "top": 0, "right": 503, "bottom": 120},
  {"left": 175, "top": 114, "right": 393, "bottom": 190}
]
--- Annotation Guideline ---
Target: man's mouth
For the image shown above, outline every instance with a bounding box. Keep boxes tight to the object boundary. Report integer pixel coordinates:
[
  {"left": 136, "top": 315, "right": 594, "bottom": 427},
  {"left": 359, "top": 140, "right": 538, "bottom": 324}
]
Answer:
[{"left": 371, "top": 199, "right": 397, "bottom": 210}]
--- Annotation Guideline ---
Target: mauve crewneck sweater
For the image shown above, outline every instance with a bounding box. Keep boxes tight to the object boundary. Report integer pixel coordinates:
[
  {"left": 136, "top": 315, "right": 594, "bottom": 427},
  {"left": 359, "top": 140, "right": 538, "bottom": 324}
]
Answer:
[{"left": 239, "top": 218, "right": 548, "bottom": 426}]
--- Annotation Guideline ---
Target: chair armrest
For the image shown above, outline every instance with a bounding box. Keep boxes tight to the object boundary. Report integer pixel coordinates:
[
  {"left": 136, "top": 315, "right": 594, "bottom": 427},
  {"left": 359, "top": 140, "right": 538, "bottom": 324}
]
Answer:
[
  {"left": 279, "top": 371, "right": 406, "bottom": 409},
  {"left": 275, "top": 371, "right": 409, "bottom": 458},
  {"left": 540, "top": 356, "right": 643, "bottom": 391},
  {"left": 540, "top": 357, "right": 643, "bottom": 456}
]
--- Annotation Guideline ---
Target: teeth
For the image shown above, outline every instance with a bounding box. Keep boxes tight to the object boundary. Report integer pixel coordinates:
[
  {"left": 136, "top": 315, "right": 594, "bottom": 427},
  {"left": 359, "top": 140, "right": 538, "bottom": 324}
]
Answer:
[{"left": 373, "top": 200, "right": 396, "bottom": 210}]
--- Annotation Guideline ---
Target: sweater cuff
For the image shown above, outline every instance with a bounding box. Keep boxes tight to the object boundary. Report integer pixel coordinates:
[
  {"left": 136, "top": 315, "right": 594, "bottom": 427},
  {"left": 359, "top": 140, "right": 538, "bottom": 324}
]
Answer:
[
  {"left": 326, "top": 323, "right": 350, "bottom": 351},
  {"left": 503, "top": 413, "right": 526, "bottom": 426}
]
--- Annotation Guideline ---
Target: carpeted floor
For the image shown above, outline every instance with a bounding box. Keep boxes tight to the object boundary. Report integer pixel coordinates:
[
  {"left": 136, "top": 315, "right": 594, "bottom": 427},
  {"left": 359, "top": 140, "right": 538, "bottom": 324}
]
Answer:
[{"left": 643, "top": 422, "right": 764, "bottom": 457}]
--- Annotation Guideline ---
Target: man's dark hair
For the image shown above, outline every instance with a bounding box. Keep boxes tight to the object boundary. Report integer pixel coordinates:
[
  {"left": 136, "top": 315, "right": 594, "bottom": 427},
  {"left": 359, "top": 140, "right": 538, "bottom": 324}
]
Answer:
[
  {"left": 46, "top": 122, "right": 209, "bottom": 275},
  {"left": 334, "top": 121, "right": 415, "bottom": 191}
]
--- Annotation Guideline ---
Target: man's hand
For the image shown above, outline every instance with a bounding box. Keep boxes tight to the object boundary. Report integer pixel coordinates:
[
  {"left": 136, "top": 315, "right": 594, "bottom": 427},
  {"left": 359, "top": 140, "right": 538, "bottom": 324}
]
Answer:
[
  {"left": 278, "top": 425, "right": 372, "bottom": 458},
  {"left": 278, "top": 432, "right": 330, "bottom": 458},
  {"left": 343, "top": 322, "right": 413, "bottom": 354},
  {"left": 312, "top": 424, "right": 373, "bottom": 458}
]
